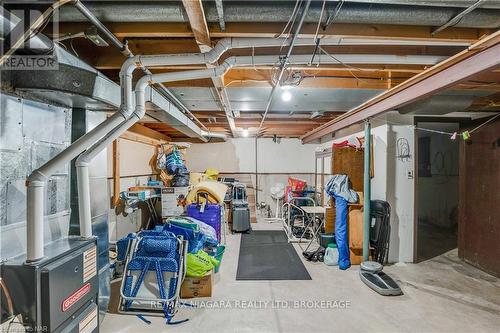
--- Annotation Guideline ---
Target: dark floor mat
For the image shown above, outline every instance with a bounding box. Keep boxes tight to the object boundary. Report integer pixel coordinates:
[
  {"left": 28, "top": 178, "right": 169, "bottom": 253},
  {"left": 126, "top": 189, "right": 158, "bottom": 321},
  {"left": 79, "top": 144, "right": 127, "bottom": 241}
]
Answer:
[{"left": 236, "top": 230, "right": 311, "bottom": 280}]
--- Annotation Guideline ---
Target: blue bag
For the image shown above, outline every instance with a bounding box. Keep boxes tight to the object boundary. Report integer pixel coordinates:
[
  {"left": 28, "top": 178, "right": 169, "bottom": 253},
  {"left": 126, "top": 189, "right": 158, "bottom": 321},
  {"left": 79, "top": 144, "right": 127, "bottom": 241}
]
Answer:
[
  {"left": 186, "top": 193, "right": 222, "bottom": 242},
  {"left": 162, "top": 223, "right": 205, "bottom": 254},
  {"left": 165, "top": 148, "right": 187, "bottom": 175},
  {"left": 334, "top": 195, "right": 351, "bottom": 270}
]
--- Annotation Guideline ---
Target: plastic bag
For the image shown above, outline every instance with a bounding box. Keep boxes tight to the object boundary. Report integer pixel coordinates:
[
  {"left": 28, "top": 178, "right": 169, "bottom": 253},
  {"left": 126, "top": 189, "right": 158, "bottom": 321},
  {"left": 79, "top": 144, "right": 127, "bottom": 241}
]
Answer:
[
  {"left": 186, "top": 250, "right": 219, "bottom": 277},
  {"left": 288, "top": 177, "right": 307, "bottom": 192},
  {"left": 185, "top": 217, "right": 218, "bottom": 243},
  {"left": 156, "top": 151, "right": 167, "bottom": 170}
]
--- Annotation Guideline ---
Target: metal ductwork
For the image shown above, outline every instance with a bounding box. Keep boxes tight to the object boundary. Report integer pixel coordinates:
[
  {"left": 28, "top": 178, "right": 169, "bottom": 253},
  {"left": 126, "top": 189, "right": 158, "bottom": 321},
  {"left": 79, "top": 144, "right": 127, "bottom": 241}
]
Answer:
[
  {"left": 57, "top": 1, "right": 500, "bottom": 29},
  {"left": 145, "top": 87, "right": 208, "bottom": 140},
  {"left": 0, "top": 9, "right": 120, "bottom": 110},
  {"left": 397, "top": 94, "right": 476, "bottom": 115},
  {"left": 1, "top": 7, "right": 208, "bottom": 140},
  {"left": 6, "top": 46, "right": 121, "bottom": 110}
]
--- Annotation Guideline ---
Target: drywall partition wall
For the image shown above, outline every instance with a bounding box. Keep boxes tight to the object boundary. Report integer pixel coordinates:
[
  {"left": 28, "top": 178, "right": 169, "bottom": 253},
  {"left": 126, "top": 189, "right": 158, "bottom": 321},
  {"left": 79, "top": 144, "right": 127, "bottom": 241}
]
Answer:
[
  {"left": 316, "top": 113, "right": 415, "bottom": 263},
  {"left": 107, "top": 139, "right": 157, "bottom": 241},
  {"left": 185, "top": 138, "right": 256, "bottom": 173},
  {"left": 385, "top": 113, "right": 415, "bottom": 263},
  {"left": 185, "top": 138, "right": 316, "bottom": 173},
  {"left": 0, "top": 93, "right": 71, "bottom": 260},
  {"left": 107, "top": 139, "right": 157, "bottom": 178},
  {"left": 257, "top": 138, "right": 316, "bottom": 173},
  {"left": 185, "top": 138, "right": 317, "bottom": 209}
]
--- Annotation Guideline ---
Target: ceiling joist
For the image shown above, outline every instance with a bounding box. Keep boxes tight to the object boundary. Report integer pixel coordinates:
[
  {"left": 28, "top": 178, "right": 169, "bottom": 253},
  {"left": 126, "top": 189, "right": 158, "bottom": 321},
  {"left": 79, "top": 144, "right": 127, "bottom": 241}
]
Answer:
[{"left": 51, "top": 22, "right": 491, "bottom": 43}]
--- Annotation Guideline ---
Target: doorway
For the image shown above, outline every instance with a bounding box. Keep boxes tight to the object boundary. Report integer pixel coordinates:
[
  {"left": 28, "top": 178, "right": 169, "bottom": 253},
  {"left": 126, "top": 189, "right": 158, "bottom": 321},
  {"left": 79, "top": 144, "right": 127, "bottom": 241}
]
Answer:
[{"left": 415, "top": 121, "right": 460, "bottom": 262}]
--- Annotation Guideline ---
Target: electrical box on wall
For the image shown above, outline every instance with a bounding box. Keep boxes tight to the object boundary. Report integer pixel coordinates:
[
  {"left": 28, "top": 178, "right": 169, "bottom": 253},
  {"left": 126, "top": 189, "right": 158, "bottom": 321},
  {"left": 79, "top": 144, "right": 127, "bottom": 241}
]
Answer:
[{"left": 1, "top": 238, "right": 99, "bottom": 333}]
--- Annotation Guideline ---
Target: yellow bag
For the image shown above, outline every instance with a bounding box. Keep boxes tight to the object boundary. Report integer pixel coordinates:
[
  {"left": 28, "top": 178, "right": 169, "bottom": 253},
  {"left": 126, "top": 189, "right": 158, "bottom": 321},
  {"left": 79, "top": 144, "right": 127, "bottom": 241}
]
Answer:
[{"left": 205, "top": 168, "right": 219, "bottom": 181}]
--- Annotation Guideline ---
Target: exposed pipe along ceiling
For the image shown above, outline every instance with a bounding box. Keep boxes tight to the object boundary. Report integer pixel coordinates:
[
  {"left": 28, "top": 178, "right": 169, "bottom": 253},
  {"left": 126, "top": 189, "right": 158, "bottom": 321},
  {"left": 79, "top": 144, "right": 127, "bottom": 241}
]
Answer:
[
  {"left": 1, "top": 0, "right": 495, "bottom": 263},
  {"left": 11, "top": 1, "right": 433, "bottom": 261},
  {"left": 1, "top": 1, "right": 499, "bottom": 332}
]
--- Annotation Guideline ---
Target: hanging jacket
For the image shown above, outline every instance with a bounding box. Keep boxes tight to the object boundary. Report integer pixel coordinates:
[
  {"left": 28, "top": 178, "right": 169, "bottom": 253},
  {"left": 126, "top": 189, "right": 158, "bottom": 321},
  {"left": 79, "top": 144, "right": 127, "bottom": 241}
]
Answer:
[{"left": 325, "top": 174, "right": 358, "bottom": 203}]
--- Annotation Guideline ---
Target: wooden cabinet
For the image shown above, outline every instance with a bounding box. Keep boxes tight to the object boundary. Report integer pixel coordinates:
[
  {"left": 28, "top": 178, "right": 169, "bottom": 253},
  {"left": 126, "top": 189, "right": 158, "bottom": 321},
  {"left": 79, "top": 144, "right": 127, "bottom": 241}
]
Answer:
[{"left": 326, "top": 144, "right": 372, "bottom": 265}]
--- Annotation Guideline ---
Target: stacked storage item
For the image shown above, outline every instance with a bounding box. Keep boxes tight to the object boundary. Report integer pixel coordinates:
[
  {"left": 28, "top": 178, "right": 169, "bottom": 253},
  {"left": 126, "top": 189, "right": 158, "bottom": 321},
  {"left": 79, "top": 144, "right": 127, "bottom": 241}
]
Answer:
[{"left": 186, "top": 193, "right": 223, "bottom": 242}]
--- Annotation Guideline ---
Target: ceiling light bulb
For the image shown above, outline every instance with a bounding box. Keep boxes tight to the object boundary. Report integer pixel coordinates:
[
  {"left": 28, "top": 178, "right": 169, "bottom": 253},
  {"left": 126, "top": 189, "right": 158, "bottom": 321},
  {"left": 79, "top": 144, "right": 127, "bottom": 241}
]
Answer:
[
  {"left": 281, "top": 90, "right": 292, "bottom": 102},
  {"left": 242, "top": 129, "right": 249, "bottom": 137}
]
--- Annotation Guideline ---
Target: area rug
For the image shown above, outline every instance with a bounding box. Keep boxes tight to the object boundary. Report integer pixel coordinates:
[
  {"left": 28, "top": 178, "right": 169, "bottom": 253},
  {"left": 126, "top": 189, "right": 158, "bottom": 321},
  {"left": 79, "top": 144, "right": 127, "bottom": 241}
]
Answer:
[{"left": 236, "top": 230, "right": 311, "bottom": 280}]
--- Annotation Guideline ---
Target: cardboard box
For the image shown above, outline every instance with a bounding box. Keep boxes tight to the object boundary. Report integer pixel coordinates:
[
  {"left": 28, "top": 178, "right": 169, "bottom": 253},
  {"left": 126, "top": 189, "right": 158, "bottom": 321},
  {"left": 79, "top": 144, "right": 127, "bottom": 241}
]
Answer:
[
  {"left": 180, "top": 272, "right": 213, "bottom": 298},
  {"left": 161, "top": 187, "right": 189, "bottom": 217}
]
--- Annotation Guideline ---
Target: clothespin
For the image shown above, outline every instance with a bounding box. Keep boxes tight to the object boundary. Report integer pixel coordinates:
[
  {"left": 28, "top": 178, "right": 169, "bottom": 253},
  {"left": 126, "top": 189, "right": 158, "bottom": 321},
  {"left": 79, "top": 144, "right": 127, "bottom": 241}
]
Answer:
[
  {"left": 450, "top": 132, "right": 457, "bottom": 140},
  {"left": 462, "top": 131, "right": 471, "bottom": 141}
]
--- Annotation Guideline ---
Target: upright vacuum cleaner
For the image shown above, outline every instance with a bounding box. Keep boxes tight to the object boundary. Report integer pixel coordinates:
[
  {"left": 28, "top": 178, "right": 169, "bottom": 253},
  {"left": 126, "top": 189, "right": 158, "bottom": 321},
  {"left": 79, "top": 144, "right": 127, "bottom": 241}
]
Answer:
[{"left": 360, "top": 200, "right": 402, "bottom": 296}]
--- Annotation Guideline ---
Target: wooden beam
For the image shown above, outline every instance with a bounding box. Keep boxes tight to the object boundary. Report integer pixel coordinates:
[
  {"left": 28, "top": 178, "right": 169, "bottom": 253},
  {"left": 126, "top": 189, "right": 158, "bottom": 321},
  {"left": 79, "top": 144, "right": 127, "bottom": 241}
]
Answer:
[
  {"left": 112, "top": 139, "right": 120, "bottom": 208},
  {"left": 181, "top": 0, "right": 211, "bottom": 51},
  {"left": 51, "top": 22, "right": 490, "bottom": 43},
  {"left": 120, "top": 131, "right": 166, "bottom": 146},
  {"left": 225, "top": 75, "right": 408, "bottom": 90},
  {"left": 235, "top": 120, "right": 336, "bottom": 127},
  {"left": 128, "top": 123, "right": 172, "bottom": 142},
  {"left": 302, "top": 31, "right": 500, "bottom": 143},
  {"left": 181, "top": 0, "right": 236, "bottom": 136},
  {"left": 191, "top": 111, "right": 343, "bottom": 119}
]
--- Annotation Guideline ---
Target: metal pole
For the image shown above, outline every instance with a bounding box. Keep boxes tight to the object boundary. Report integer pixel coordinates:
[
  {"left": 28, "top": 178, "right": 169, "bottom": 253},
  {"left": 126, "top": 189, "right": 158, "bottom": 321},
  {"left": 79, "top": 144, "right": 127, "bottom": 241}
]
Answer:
[
  {"left": 257, "top": 0, "right": 312, "bottom": 134},
  {"left": 255, "top": 136, "right": 258, "bottom": 204},
  {"left": 363, "top": 120, "right": 371, "bottom": 261},
  {"left": 74, "top": 0, "right": 130, "bottom": 55}
]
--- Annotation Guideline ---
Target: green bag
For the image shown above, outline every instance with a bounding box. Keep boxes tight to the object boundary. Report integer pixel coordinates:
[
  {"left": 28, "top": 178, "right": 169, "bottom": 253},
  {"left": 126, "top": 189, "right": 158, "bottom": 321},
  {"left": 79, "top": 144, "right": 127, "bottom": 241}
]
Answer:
[{"left": 186, "top": 250, "right": 219, "bottom": 277}]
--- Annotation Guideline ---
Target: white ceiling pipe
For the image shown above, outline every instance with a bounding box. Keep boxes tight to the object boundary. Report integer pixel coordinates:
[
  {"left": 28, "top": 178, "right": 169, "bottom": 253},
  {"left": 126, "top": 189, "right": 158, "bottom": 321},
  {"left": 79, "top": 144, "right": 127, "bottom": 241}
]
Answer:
[
  {"left": 119, "top": 36, "right": 464, "bottom": 113},
  {"left": 143, "top": 53, "right": 446, "bottom": 86},
  {"left": 71, "top": 40, "right": 283, "bottom": 241},
  {"left": 25, "top": 107, "right": 132, "bottom": 262},
  {"left": 75, "top": 113, "right": 144, "bottom": 238},
  {"left": 74, "top": 62, "right": 237, "bottom": 239},
  {"left": 131, "top": 50, "right": 449, "bottom": 139},
  {"left": 259, "top": 53, "right": 447, "bottom": 65},
  {"left": 25, "top": 71, "right": 135, "bottom": 262},
  {"left": 75, "top": 88, "right": 147, "bottom": 239}
]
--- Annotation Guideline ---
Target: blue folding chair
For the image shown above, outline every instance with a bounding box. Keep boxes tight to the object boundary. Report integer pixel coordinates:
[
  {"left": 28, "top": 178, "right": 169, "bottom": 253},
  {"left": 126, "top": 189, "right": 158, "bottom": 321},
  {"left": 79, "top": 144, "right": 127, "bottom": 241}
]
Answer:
[{"left": 118, "top": 229, "right": 189, "bottom": 324}]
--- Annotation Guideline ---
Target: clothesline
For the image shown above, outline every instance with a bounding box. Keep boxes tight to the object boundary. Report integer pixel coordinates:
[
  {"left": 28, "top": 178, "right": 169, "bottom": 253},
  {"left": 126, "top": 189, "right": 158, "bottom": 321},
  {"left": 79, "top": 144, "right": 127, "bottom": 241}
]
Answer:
[{"left": 372, "top": 113, "right": 500, "bottom": 141}]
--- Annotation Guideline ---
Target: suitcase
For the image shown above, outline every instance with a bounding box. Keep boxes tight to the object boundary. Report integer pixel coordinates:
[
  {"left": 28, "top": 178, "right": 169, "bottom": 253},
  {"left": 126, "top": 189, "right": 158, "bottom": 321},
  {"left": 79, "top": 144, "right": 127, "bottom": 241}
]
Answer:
[
  {"left": 231, "top": 183, "right": 251, "bottom": 233},
  {"left": 186, "top": 192, "right": 222, "bottom": 242}
]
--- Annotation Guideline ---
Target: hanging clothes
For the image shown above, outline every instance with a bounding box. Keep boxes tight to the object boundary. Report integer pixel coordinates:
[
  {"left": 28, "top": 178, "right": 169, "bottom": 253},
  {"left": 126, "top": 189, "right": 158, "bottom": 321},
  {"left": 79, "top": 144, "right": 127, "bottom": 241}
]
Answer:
[
  {"left": 325, "top": 174, "right": 359, "bottom": 203},
  {"left": 325, "top": 174, "right": 357, "bottom": 270},
  {"left": 334, "top": 195, "right": 351, "bottom": 270}
]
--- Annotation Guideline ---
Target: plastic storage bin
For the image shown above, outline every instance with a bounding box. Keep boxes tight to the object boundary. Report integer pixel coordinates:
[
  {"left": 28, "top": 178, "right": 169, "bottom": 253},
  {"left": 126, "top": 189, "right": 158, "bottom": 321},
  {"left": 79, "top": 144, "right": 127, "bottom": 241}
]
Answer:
[{"left": 319, "top": 233, "right": 335, "bottom": 248}]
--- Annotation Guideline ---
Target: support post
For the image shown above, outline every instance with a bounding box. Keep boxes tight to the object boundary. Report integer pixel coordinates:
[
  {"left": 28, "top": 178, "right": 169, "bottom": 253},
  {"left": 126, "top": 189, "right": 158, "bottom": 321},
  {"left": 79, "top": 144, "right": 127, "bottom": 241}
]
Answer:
[
  {"left": 363, "top": 120, "right": 372, "bottom": 261},
  {"left": 112, "top": 139, "right": 121, "bottom": 208}
]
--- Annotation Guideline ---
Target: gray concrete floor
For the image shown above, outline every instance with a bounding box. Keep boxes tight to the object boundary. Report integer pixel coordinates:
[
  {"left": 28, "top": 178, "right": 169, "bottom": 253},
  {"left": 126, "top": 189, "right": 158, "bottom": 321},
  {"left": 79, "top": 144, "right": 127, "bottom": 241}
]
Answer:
[{"left": 101, "top": 221, "right": 500, "bottom": 333}]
